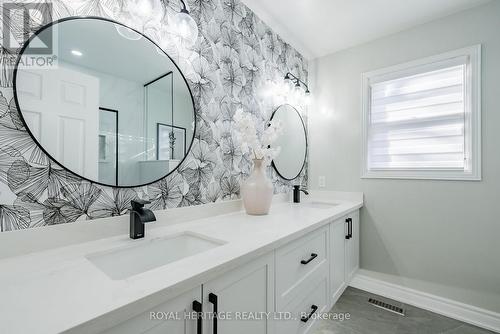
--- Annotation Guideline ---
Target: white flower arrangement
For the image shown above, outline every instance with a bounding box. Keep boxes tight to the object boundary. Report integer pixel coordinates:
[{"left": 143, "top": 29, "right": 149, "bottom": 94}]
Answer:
[{"left": 234, "top": 109, "right": 283, "bottom": 165}]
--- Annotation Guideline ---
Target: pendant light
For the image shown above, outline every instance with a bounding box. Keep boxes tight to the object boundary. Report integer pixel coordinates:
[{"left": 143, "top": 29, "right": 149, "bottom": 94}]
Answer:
[{"left": 172, "top": 0, "right": 199, "bottom": 47}]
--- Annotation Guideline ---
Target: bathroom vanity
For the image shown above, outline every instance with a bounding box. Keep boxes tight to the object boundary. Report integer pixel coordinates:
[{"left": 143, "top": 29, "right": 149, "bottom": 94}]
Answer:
[
  {"left": 1, "top": 15, "right": 343, "bottom": 334},
  {"left": 0, "top": 192, "right": 362, "bottom": 334}
]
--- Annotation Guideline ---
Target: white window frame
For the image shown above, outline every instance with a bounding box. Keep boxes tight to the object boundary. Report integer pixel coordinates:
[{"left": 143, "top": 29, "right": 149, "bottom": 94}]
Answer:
[{"left": 361, "top": 45, "right": 481, "bottom": 181}]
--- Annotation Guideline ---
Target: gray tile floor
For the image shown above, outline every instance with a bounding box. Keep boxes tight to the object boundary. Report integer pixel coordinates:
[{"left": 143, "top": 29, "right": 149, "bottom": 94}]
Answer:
[{"left": 312, "top": 287, "right": 496, "bottom": 334}]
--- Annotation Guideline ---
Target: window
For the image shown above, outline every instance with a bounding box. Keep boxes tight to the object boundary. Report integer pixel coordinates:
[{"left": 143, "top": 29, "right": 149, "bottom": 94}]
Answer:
[{"left": 361, "top": 45, "right": 481, "bottom": 180}]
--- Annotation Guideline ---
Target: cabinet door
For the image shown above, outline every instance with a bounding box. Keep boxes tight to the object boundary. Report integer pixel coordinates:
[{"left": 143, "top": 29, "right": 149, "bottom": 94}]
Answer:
[
  {"left": 203, "top": 254, "right": 274, "bottom": 334},
  {"left": 345, "top": 210, "right": 360, "bottom": 282},
  {"left": 102, "top": 287, "right": 202, "bottom": 334},
  {"left": 330, "top": 218, "right": 347, "bottom": 305}
]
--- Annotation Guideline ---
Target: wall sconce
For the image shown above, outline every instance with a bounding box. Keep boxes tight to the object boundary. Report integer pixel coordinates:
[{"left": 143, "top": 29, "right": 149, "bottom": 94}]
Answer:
[
  {"left": 284, "top": 72, "right": 311, "bottom": 106},
  {"left": 172, "top": 0, "right": 199, "bottom": 47}
]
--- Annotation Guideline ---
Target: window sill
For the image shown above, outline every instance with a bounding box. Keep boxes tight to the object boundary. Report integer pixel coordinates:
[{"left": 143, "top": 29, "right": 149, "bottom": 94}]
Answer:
[{"left": 361, "top": 170, "right": 481, "bottom": 181}]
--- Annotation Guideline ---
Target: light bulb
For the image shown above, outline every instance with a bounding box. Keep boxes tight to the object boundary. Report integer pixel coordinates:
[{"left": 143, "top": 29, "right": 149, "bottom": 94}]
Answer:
[
  {"left": 284, "top": 75, "right": 292, "bottom": 86},
  {"left": 280, "top": 81, "right": 290, "bottom": 96},
  {"left": 281, "top": 78, "right": 294, "bottom": 101},
  {"left": 287, "top": 80, "right": 295, "bottom": 95},
  {"left": 293, "top": 83, "right": 302, "bottom": 94},
  {"left": 172, "top": 10, "right": 198, "bottom": 47},
  {"left": 137, "top": 1, "right": 153, "bottom": 18},
  {"left": 293, "top": 83, "right": 304, "bottom": 105},
  {"left": 119, "top": 0, "right": 163, "bottom": 31},
  {"left": 128, "top": 0, "right": 161, "bottom": 20},
  {"left": 304, "top": 90, "right": 312, "bottom": 106}
]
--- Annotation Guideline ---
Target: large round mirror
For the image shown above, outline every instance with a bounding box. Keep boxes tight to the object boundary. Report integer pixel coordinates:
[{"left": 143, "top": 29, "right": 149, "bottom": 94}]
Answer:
[
  {"left": 13, "top": 17, "right": 195, "bottom": 187},
  {"left": 271, "top": 104, "right": 307, "bottom": 180}
]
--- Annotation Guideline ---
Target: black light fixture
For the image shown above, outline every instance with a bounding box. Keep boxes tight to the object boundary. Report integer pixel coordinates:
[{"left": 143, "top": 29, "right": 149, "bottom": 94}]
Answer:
[{"left": 284, "top": 72, "right": 311, "bottom": 105}]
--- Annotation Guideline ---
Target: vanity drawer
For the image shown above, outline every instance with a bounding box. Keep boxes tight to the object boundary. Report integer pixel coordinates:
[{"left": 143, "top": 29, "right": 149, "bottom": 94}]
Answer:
[
  {"left": 275, "top": 274, "right": 329, "bottom": 334},
  {"left": 275, "top": 225, "right": 329, "bottom": 309}
]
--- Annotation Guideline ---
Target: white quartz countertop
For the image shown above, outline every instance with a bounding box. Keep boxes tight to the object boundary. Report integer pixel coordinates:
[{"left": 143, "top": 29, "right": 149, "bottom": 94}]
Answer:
[{"left": 0, "top": 191, "right": 362, "bottom": 334}]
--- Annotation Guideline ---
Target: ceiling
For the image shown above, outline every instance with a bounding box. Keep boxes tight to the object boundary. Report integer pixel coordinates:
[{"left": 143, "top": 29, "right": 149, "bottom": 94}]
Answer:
[
  {"left": 34, "top": 18, "right": 177, "bottom": 84},
  {"left": 242, "top": 0, "right": 491, "bottom": 59}
]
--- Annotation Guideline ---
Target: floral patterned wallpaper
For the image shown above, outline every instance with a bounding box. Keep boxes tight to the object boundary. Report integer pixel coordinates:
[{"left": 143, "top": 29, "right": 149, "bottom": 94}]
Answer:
[{"left": 0, "top": 0, "right": 308, "bottom": 232}]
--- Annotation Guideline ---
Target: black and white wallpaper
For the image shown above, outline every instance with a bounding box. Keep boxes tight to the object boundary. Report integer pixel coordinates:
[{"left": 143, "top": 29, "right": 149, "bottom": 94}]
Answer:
[{"left": 0, "top": 0, "right": 308, "bottom": 232}]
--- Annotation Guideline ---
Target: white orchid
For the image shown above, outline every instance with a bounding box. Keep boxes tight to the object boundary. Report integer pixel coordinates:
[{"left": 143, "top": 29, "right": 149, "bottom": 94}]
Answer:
[{"left": 234, "top": 109, "right": 283, "bottom": 165}]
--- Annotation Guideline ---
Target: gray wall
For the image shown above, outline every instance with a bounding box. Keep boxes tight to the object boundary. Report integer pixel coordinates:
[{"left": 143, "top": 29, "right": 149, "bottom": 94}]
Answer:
[{"left": 310, "top": 1, "right": 500, "bottom": 312}]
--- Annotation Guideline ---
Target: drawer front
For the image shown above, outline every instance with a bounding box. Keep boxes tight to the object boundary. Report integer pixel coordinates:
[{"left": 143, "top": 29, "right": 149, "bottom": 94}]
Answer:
[
  {"left": 275, "top": 226, "right": 329, "bottom": 309},
  {"left": 275, "top": 274, "right": 329, "bottom": 334}
]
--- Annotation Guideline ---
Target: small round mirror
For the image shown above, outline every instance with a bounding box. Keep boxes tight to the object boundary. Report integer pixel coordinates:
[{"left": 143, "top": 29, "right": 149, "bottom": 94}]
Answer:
[
  {"left": 270, "top": 104, "right": 307, "bottom": 180},
  {"left": 13, "top": 17, "right": 195, "bottom": 187}
]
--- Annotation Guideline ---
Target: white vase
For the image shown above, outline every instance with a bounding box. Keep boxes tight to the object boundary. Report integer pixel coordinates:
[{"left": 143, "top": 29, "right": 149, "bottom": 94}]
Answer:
[{"left": 241, "top": 159, "right": 274, "bottom": 215}]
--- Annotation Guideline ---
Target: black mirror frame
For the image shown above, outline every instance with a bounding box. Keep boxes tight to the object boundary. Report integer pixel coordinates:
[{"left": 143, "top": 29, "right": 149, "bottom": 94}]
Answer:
[
  {"left": 270, "top": 104, "right": 308, "bottom": 181},
  {"left": 12, "top": 16, "right": 197, "bottom": 189}
]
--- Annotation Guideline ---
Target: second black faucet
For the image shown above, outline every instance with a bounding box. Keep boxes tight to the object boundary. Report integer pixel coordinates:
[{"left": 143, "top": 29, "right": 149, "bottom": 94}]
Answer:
[{"left": 293, "top": 185, "right": 309, "bottom": 203}]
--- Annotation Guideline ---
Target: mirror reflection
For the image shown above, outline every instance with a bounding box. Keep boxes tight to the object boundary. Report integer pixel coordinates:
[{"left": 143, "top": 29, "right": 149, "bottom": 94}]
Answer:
[
  {"left": 271, "top": 104, "right": 307, "bottom": 180},
  {"left": 14, "top": 18, "right": 195, "bottom": 187}
]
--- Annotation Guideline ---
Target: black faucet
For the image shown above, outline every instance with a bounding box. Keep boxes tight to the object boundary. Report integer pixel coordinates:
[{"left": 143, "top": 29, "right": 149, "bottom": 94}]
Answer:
[
  {"left": 130, "top": 199, "right": 156, "bottom": 239},
  {"left": 293, "top": 185, "right": 309, "bottom": 203}
]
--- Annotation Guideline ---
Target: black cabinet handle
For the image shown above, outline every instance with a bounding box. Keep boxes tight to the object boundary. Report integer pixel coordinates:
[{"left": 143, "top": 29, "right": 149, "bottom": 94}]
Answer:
[
  {"left": 345, "top": 218, "right": 351, "bottom": 239},
  {"left": 301, "top": 305, "right": 318, "bottom": 323},
  {"left": 208, "top": 293, "right": 218, "bottom": 334},
  {"left": 192, "top": 300, "right": 202, "bottom": 334},
  {"left": 349, "top": 218, "right": 353, "bottom": 239},
  {"left": 300, "top": 253, "right": 318, "bottom": 265}
]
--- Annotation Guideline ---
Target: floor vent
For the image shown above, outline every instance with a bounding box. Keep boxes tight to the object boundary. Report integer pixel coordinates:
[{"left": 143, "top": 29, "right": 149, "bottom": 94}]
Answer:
[{"left": 368, "top": 298, "right": 405, "bottom": 316}]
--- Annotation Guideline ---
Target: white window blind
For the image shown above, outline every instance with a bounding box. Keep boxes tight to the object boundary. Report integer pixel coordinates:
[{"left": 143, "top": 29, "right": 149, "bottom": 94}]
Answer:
[
  {"left": 362, "top": 45, "right": 481, "bottom": 180},
  {"left": 369, "top": 63, "right": 466, "bottom": 170}
]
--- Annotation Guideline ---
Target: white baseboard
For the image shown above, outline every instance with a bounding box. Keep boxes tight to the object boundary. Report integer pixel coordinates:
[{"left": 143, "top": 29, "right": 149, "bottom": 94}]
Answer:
[{"left": 350, "top": 272, "right": 500, "bottom": 333}]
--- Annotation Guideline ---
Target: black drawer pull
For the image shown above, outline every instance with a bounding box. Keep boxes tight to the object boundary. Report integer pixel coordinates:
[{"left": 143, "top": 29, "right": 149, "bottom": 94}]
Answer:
[
  {"left": 300, "top": 253, "right": 318, "bottom": 265},
  {"left": 208, "top": 293, "right": 218, "bottom": 334},
  {"left": 348, "top": 218, "right": 353, "bottom": 239},
  {"left": 192, "top": 300, "right": 202, "bottom": 334},
  {"left": 301, "top": 304, "right": 318, "bottom": 323},
  {"left": 345, "top": 218, "right": 352, "bottom": 239}
]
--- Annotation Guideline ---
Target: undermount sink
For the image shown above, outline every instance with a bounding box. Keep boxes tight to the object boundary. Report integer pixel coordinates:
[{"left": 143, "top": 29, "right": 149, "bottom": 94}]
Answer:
[
  {"left": 86, "top": 232, "right": 226, "bottom": 280},
  {"left": 304, "top": 201, "right": 339, "bottom": 209}
]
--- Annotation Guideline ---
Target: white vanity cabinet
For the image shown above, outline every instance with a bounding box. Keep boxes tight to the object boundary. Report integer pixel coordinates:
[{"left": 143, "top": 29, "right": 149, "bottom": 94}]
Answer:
[
  {"left": 0, "top": 193, "right": 363, "bottom": 334},
  {"left": 101, "top": 255, "right": 274, "bottom": 334},
  {"left": 202, "top": 254, "right": 275, "bottom": 334},
  {"left": 102, "top": 287, "right": 202, "bottom": 334},
  {"left": 95, "top": 209, "right": 360, "bottom": 334}
]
